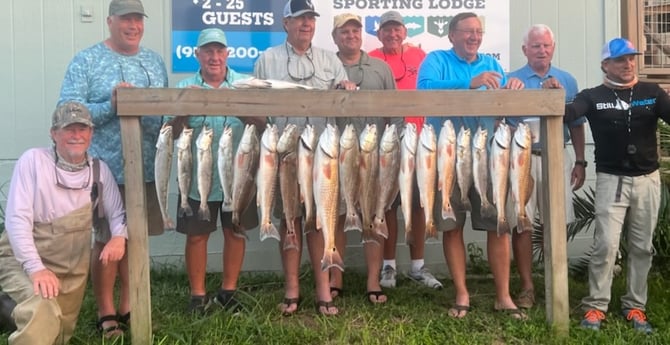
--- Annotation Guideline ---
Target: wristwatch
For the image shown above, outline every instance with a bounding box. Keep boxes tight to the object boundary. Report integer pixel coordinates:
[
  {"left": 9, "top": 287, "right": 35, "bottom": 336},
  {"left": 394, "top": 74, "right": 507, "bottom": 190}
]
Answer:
[{"left": 574, "top": 160, "right": 588, "bottom": 168}]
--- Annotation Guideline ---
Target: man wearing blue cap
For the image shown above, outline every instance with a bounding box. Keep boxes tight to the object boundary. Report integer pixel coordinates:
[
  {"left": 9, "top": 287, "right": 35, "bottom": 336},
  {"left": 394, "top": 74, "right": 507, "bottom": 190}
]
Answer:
[
  {"left": 168, "top": 28, "right": 264, "bottom": 315},
  {"left": 564, "top": 37, "right": 670, "bottom": 334}
]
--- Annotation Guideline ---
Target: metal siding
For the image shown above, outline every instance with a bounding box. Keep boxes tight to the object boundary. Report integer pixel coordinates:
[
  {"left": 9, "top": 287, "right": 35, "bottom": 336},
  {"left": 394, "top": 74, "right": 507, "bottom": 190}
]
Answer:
[{"left": 0, "top": 0, "right": 620, "bottom": 270}]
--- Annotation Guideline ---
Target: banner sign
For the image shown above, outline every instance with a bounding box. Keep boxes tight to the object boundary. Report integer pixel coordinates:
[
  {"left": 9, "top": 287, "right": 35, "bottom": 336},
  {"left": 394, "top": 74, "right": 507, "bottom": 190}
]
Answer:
[{"left": 172, "top": 0, "right": 509, "bottom": 74}]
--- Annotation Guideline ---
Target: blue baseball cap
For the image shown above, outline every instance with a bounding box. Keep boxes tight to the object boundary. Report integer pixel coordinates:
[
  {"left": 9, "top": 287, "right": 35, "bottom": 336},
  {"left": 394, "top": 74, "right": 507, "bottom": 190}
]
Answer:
[
  {"left": 601, "top": 38, "right": 641, "bottom": 61},
  {"left": 196, "top": 28, "right": 227, "bottom": 48}
]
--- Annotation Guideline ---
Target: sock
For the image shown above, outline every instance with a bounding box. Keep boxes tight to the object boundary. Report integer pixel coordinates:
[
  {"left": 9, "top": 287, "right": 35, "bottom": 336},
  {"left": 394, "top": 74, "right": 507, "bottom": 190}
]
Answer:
[
  {"left": 411, "top": 259, "right": 425, "bottom": 272},
  {"left": 383, "top": 260, "right": 396, "bottom": 270}
]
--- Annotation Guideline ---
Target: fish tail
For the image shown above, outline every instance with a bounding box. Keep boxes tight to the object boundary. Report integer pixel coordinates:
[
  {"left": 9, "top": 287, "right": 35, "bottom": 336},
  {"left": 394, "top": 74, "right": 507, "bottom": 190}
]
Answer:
[
  {"left": 321, "top": 247, "right": 345, "bottom": 272},
  {"left": 497, "top": 218, "right": 511, "bottom": 236},
  {"left": 518, "top": 216, "right": 533, "bottom": 233},
  {"left": 373, "top": 216, "right": 389, "bottom": 239},
  {"left": 163, "top": 217, "right": 175, "bottom": 230},
  {"left": 259, "top": 222, "right": 280, "bottom": 242},
  {"left": 425, "top": 220, "right": 437, "bottom": 239},
  {"left": 442, "top": 204, "right": 456, "bottom": 221},
  {"left": 344, "top": 212, "right": 362, "bottom": 232},
  {"left": 461, "top": 197, "right": 472, "bottom": 212},
  {"left": 405, "top": 227, "right": 414, "bottom": 245},
  {"left": 220, "top": 200, "right": 233, "bottom": 212},
  {"left": 282, "top": 232, "right": 299, "bottom": 251},
  {"left": 361, "top": 227, "right": 380, "bottom": 245},
  {"left": 481, "top": 201, "right": 497, "bottom": 219},
  {"left": 198, "top": 204, "right": 210, "bottom": 222},
  {"left": 303, "top": 215, "right": 316, "bottom": 234},
  {"left": 178, "top": 204, "right": 193, "bottom": 218}
]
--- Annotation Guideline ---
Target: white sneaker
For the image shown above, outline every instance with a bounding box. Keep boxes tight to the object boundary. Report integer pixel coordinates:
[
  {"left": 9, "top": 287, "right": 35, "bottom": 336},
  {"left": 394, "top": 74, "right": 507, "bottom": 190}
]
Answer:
[
  {"left": 407, "top": 266, "right": 443, "bottom": 289},
  {"left": 379, "top": 265, "right": 397, "bottom": 288}
]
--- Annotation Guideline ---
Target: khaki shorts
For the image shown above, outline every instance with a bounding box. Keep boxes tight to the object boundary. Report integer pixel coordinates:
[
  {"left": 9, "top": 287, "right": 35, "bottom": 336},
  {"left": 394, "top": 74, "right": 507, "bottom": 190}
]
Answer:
[
  {"left": 94, "top": 182, "right": 164, "bottom": 243},
  {"left": 176, "top": 197, "right": 259, "bottom": 236}
]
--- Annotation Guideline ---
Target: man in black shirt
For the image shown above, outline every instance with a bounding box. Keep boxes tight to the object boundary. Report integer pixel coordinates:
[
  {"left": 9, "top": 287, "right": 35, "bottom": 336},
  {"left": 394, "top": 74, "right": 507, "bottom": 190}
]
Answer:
[{"left": 565, "top": 38, "right": 670, "bottom": 334}]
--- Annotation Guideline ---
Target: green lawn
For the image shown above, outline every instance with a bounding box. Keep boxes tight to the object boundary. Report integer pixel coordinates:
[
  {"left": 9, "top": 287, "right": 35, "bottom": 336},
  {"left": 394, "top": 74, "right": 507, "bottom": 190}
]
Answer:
[{"left": 2, "top": 262, "right": 668, "bottom": 345}]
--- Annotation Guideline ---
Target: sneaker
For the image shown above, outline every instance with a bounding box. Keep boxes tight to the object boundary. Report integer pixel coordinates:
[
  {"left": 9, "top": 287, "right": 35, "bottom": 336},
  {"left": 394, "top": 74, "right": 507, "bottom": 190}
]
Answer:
[
  {"left": 187, "top": 295, "right": 210, "bottom": 315},
  {"left": 580, "top": 309, "right": 605, "bottom": 330},
  {"left": 622, "top": 308, "right": 653, "bottom": 334},
  {"left": 515, "top": 289, "right": 535, "bottom": 309},
  {"left": 407, "top": 266, "right": 443, "bottom": 289},
  {"left": 379, "top": 265, "right": 397, "bottom": 288},
  {"left": 214, "top": 289, "right": 243, "bottom": 314}
]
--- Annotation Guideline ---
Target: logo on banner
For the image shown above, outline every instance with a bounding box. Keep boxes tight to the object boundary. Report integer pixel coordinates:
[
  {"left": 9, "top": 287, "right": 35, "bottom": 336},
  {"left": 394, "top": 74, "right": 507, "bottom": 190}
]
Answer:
[
  {"left": 427, "top": 16, "right": 452, "bottom": 38},
  {"left": 365, "top": 16, "right": 381, "bottom": 36},
  {"left": 404, "top": 17, "right": 424, "bottom": 37}
]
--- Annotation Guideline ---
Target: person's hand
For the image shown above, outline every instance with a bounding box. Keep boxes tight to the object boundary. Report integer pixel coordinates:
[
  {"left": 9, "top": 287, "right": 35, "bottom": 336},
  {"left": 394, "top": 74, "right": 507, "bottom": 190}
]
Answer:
[
  {"left": 470, "top": 72, "right": 502, "bottom": 89},
  {"left": 99, "top": 236, "right": 126, "bottom": 266},
  {"left": 504, "top": 77, "right": 525, "bottom": 90},
  {"left": 30, "top": 269, "right": 60, "bottom": 299},
  {"left": 336, "top": 80, "right": 357, "bottom": 90},
  {"left": 541, "top": 77, "right": 563, "bottom": 89},
  {"left": 571, "top": 164, "right": 585, "bottom": 191},
  {"left": 111, "top": 82, "right": 135, "bottom": 113}
]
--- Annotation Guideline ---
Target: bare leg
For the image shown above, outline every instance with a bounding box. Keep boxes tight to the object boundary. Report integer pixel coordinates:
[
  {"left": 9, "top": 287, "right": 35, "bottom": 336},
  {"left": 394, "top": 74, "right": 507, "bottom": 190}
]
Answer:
[
  {"left": 221, "top": 227, "right": 246, "bottom": 290},
  {"left": 306, "top": 227, "right": 338, "bottom": 315},
  {"left": 409, "top": 207, "right": 426, "bottom": 260},
  {"left": 185, "top": 233, "right": 210, "bottom": 296},
  {"left": 487, "top": 231, "right": 517, "bottom": 309},
  {"left": 383, "top": 208, "right": 398, "bottom": 260},
  {"left": 279, "top": 218, "right": 302, "bottom": 314},
  {"left": 512, "top": 229, "right": 535, "bottom": 293},
  {"left": 442, "top": 228, "right": 469, "bottom": 317},
  {"left": 364, "top": 238, "right": 386, "bottom": 303},
  {"left": 91, "top": 241, "right": 123, "bottom": 335}
]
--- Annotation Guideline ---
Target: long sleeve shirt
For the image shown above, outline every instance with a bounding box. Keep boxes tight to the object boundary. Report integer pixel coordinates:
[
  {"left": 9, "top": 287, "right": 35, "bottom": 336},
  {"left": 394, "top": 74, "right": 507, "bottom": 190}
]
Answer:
[
  {"left": 58, "top": 42, "right": 168, "bottom": 184},
  {"left": 5, "top": 147, "right": 127, "bottom": 275}
]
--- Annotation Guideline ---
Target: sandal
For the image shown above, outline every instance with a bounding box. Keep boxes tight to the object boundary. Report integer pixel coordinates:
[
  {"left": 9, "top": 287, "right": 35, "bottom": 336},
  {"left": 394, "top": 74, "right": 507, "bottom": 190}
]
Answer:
[
  {"left": 280, "top": 297, "right": 300, "bottom": 316},
  {"left": 96, "top": 315, "right": 124, "bottom": 339},
  {"left": 494, "top": 307, "right": 528, "bottom": 320},
  {"left": 117, "top": 312, "right": 130, "bottom": 329},
  {"left": 315, "top": 300, "right": 338, "bottom": 316},
  {"left": 366, "top": 291, "right": 387, "bottom": 305},
  {"left": 448, "top": 304, "right": 471, "bottom": 318}
]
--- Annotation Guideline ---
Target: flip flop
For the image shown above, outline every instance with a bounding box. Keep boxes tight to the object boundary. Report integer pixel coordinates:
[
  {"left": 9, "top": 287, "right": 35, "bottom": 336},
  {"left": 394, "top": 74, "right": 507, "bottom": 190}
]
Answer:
[
  {"left": 280, "top": 297, "right": 300, "bottom": 316},
  {"left": 315, "top": 300, "right": 338, "bottom": 316},
  {"left": 366, "top": 291, "right": 387, "bottom": 304},
  {"left": 495, "top": 307, "right": 528, "bottom": 320},
  {"left": 448, "top": 304, "right": 471, "bottom": 318},
  {"left": 96, "top": 314, "right": 124, "bottom": 339}
]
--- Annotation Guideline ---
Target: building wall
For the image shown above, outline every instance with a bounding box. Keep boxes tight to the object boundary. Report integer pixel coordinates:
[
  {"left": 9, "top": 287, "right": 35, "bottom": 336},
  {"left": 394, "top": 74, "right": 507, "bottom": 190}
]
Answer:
[{"left": 0, "top": 0, "right": 621, "bottom": 272}]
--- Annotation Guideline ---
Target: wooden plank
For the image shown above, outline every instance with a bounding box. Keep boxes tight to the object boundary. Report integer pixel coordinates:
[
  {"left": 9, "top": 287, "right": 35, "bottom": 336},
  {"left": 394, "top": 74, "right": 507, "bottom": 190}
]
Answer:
[
  {"left": 119, "top": 117, "right": 152, "bottom": 345},
  {"left": 540, "top": 116, "right": 569, "bottom": 334},
  {"left": 116, "top": 88, "right": 565, "bottom": 117}
]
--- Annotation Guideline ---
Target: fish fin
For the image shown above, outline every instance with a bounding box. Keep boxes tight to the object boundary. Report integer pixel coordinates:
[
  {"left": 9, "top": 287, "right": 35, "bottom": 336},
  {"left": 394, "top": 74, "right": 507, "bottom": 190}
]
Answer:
[
  {"left": 163, "top": 218, "right": 175, "bottom": 230},
  {"left": 344, "top": 212, "right": 362, "bottom": 232},
  {"left": 321, "top": 248, "right": 345, "bottom": 272},
  {"left": 259, "top": 222, "right": 280, "bottom": 242},
  {"left": 198, "top": 205, "right": 211, "bottom": 222},
  {"left": 497, "top": 218, "right": 511, "bottom": 236},
  {"left": 372, "top": 216, "right": 388, "bottom": 239}
]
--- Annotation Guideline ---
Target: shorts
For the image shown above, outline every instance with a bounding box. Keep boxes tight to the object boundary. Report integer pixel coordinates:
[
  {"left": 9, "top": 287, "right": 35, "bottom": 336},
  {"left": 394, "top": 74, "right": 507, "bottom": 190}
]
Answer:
[
  {"left": 433, "top": 182, "right": 497, "bottom": 232},
  {"left": 176, "top": 197, "right": 259, "bottom": 236},
  {"left": 94, "top": 182, "right": 164, "bottom": 243}
]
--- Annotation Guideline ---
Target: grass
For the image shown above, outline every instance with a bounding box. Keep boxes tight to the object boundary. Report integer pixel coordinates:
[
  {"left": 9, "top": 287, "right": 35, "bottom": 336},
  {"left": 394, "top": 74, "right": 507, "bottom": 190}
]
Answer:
[{"left": 2, "top": 262, "right": 668, "bottom": 345}]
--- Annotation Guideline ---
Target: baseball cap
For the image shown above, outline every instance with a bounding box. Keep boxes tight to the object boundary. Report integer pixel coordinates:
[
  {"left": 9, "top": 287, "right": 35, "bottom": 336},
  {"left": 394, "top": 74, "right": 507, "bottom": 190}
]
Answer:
[
  {"left": 283, "top": 0, "right": 319, "bottom": 18},
  {"left": 379, "top": 10, "right": 404, "bottom": 29},
  {"left": 109, "top": 0, "right": 147, "bottom": 17},
  {"left": 601, "top": 38, "right": 641, "bottom": 61},
  {"left": 52, "top": 102, "right": 94, "bottom": 129},
  {"left": 333, "top": 13, "right": 362, "bottom": 32},
  {"left": 197, "top": 28, "right": 227, "bottom": 48}
]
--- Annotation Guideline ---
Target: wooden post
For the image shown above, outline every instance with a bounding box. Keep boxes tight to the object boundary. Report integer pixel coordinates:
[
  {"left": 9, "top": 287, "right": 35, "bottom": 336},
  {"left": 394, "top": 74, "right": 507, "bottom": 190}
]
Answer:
[
  {"left": 119, "top": 116, "right": 153, "bottom": 345},
  {"left": 540, "top": 115, "right": 569, "bottom": 335},
  {"left": 116, "top": 87, "right": 569, "bottom": 338}
]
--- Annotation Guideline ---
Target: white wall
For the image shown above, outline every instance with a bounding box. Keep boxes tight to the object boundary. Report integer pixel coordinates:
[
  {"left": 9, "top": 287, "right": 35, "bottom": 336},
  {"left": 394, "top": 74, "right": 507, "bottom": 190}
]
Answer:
[{"left": 0, "top": 0, "right": 620, "bottom": 272}]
